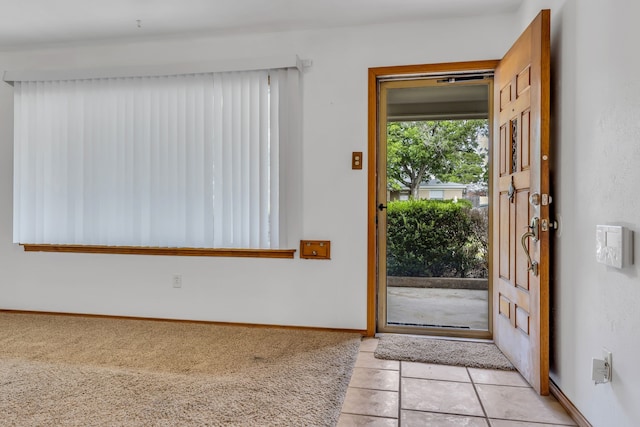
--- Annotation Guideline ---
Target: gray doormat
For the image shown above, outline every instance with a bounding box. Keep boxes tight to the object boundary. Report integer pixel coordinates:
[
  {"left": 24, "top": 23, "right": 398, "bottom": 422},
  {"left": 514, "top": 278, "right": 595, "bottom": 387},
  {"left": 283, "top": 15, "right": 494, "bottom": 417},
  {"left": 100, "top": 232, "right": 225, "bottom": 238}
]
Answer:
[{"left": 374, "top": 335, "right": 515, "bottom": 370}]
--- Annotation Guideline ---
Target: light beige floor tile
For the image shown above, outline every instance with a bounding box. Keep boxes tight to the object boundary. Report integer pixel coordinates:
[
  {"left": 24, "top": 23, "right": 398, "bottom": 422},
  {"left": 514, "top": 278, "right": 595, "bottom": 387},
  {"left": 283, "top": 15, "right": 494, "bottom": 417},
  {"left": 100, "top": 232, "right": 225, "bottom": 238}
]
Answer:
[
  {"left": 355, "top": 351, "right": 399, "bottom": 370},
  {"left": 476, "top": 385, "right": 576, "bottom": 425},
  {"left": 401, "top": 378, "right": 484, "bottom": 417},
  {"left": 337, "top": 413, "right": 398, "bottom": 427},
  {"left": 468, "top": 368, "right": 529, "bottom": 387},
  {"left": 341, "top": 387, "right": 399, "bottom": 419},
  {"left": 489, "top": 420, "right": 573, "bottom": 427},
  {"left": 349, "top": 367, "right": 400, "bottom": 391},
  {"left": 402, "top": 361, "right": 470, "bottom": 382},
  {"left": 402, "top": 410, "right": 489, "bottom": 426},
  {"left": 359, "top": 338, "right": 379, "bottom": 352}
]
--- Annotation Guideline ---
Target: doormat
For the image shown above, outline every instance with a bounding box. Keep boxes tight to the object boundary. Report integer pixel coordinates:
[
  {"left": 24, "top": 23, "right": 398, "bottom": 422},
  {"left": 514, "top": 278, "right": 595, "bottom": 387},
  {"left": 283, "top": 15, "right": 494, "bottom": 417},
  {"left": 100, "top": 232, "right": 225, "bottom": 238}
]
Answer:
[{"left": 374, "top": 335, "right": 515, "bottom": 370}]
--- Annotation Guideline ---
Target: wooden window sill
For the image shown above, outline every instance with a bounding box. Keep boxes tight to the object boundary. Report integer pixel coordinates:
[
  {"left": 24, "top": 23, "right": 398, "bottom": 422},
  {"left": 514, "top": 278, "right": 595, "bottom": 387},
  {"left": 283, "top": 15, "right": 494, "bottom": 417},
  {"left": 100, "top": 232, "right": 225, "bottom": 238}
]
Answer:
[{"left": 21, "top": 244, "right": 296, "bottom": 259}]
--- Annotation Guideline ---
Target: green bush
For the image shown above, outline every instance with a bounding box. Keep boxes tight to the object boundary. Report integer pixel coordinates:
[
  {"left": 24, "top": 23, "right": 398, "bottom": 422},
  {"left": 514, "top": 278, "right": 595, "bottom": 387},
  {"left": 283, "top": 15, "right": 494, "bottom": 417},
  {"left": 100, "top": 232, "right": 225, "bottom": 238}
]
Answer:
[{"left": 386, "top": 199, "right": 487, "bottom": 278}]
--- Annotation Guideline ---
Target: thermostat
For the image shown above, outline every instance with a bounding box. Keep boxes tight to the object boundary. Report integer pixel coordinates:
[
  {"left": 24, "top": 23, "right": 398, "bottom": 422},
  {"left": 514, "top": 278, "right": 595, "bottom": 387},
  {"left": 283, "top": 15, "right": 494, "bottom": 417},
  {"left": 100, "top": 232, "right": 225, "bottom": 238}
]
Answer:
[{"left": 596, "top": 225, "right": 633, "bottom": 268}]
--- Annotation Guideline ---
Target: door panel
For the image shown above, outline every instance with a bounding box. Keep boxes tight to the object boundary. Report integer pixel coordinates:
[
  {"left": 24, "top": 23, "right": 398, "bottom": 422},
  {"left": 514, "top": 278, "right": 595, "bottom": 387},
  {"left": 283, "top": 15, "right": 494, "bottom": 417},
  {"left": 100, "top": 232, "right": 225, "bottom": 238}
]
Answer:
[
  {"left": 499, "top": 194, "right": 510, "bottom": 279},
  {"left": 521, "top": 110, "right": 531, "bottom": 170},
  {"left": 492, "top": 10, "right": 550, "bottom": 395},
  {"left": 499, "top": 125, "right": 508, "bottom": 175},
  {"left": 515, "top": 189, "right": 531, "bottom": 290}
]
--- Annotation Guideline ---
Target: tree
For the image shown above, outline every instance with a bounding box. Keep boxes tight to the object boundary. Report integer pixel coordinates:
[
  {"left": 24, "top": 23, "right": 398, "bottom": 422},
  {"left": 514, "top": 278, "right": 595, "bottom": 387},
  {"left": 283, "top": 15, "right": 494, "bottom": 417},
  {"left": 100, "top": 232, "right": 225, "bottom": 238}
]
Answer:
[{"left": 386, "top": 120, "right": 488, "bottom": 198}]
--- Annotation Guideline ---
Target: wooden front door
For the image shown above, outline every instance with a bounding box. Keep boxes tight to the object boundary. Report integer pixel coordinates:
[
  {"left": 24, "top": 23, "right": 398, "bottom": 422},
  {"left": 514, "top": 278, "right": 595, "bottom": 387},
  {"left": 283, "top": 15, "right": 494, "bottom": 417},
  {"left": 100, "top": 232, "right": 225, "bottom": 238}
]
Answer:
[{"left": 492, "top": 10, "right": 551, "bottom": 395}]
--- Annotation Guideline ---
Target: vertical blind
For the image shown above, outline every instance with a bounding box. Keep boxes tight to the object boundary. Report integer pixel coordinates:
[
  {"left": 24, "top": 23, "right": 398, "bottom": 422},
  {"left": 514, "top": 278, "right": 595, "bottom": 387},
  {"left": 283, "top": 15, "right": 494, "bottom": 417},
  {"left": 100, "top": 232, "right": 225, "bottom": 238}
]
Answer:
[{"left": 13, "top": 68, "right": 299, "bottom": 249}]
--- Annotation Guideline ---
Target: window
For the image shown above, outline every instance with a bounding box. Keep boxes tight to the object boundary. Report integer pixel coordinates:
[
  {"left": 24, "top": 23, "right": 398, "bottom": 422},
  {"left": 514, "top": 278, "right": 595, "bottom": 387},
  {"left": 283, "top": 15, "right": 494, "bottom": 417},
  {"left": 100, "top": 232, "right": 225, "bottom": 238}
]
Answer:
[
  {"left": 12, "top": 67, "right": 300, "bottom": 251},
  {"left": 429, "top": 190, "right": 444, "bottom": 200}
]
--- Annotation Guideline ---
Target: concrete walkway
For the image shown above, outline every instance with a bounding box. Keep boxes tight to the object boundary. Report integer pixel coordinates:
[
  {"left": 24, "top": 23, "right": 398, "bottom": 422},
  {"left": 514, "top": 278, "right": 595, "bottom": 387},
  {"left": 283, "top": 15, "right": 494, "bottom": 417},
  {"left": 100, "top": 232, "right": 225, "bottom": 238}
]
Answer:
[{"left": 387, "top": 287, "right": 488, "bottom": 330}]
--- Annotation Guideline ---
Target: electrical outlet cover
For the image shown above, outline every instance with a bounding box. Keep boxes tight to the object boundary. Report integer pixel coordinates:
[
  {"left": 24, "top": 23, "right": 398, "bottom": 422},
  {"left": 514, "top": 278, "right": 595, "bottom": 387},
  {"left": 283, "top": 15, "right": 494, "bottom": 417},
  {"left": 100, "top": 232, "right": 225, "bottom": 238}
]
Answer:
[{"left": 591, "top": 358, "right": 607, "bottom": 383}]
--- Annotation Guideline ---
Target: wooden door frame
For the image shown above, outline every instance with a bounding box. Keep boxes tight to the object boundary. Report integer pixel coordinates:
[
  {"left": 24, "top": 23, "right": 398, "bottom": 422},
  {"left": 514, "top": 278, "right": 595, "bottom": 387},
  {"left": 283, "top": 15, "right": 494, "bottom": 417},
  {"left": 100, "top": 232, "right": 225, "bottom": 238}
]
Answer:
[{"left": 366, "top": 60, "right": 500, "bottom": 336}]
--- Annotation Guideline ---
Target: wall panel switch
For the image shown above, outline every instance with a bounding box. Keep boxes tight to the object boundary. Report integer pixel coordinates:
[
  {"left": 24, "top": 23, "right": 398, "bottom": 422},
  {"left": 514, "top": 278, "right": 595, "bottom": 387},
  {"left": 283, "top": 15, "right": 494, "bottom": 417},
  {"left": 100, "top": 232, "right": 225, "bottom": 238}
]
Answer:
[{"left": 596, "top": 225, "right": 633, "bottom": 268}]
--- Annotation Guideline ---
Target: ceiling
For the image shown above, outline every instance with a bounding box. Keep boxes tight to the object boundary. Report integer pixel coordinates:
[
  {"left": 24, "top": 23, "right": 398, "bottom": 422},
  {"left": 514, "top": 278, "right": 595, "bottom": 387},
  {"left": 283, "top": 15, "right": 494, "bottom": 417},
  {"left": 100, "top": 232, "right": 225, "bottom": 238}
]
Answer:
[{"left": 0, "top": 0, "right": 522, "bottom": 49}]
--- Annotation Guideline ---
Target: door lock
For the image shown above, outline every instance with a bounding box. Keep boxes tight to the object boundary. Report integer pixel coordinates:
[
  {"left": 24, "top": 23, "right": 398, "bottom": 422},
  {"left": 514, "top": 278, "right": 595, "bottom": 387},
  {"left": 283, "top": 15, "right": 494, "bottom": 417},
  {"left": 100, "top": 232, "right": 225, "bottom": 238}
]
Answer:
[
  {"left": 540, "top": 218, "right": 559, "bottom": 232},
  {"left": 529, "top": 192, "right": 540, "bottom": 206}
]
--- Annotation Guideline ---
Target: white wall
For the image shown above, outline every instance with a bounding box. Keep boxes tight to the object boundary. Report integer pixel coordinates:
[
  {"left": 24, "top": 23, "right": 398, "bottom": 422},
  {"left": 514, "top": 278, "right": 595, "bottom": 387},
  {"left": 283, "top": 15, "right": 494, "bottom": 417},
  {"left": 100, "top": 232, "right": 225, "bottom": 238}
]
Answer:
[
  {"left": 4, "top": 4, "right": 638, "bottom": 425},
  {"left": 519, "top": 1, "right": 640, "bottom": 426},
  {"left": 0, "top": 16, "right": 515, "bottom": 330}
]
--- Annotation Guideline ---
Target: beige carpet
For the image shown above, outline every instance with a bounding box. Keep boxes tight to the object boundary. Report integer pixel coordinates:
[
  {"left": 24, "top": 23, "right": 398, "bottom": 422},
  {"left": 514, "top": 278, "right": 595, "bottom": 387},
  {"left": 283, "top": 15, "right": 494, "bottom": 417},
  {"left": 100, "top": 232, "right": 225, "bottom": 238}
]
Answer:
[
  {"left": 0, "top": 312, "right": 361, "bottom": 426},
  {"left": 374, "top": 335, "right": 515, "bottom": 370}
]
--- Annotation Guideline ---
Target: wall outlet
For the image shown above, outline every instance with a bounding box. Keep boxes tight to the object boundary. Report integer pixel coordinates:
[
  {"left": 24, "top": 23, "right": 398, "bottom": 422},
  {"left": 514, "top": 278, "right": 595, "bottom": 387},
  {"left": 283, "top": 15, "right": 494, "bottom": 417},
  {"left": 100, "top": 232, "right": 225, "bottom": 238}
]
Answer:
[
  {"left": 172, "top": 274, "right": 182, "bottom": 288},
  {"left": 592, "top": 348, "right": 612, "bottom": 385}
]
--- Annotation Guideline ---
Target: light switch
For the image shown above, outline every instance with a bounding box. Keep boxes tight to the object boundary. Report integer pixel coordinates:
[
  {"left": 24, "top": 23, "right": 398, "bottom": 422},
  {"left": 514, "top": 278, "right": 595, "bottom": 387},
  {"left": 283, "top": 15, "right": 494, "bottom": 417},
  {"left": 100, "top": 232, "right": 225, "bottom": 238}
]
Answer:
[
  {"left": 596, "top": 225, "right": 633, "bottom": 268},
  {"left": 352, "top": 152, "right": 363, "bottom": 170}
]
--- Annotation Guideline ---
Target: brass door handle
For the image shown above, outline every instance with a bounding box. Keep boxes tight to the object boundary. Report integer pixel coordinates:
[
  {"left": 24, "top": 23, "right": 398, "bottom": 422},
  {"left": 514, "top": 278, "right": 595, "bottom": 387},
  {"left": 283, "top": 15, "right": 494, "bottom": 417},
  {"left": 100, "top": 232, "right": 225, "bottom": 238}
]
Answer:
[{"left": 521, "top": 217, "right": 539, "bottom": 276}]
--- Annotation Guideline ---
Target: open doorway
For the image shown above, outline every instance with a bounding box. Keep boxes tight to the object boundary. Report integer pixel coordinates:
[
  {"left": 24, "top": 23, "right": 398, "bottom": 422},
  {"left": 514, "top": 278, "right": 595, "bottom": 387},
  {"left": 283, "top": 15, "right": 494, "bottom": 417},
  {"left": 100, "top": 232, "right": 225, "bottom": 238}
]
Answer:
[
  {"left": 369, "top": 63, "right": 497, "bottom": 340},
  {"left": 367, "top": 11, "right": 551, "bottom": 394}
]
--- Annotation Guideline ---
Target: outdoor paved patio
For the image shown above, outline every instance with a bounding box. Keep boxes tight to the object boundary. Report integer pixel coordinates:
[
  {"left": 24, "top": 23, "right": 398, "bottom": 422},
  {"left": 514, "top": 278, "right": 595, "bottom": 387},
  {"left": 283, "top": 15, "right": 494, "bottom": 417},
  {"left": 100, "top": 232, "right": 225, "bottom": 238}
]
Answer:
[{"left": 387, "top": 287, "right": 488, "bottom": 330}]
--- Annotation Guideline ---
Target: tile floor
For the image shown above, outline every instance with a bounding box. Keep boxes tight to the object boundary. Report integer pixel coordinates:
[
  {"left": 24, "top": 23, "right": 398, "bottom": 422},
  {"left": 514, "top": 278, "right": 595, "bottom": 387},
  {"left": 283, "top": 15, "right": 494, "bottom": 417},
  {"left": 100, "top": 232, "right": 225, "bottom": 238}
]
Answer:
[{"left": 338, "top": 338, "right": 576, "bottom": 427}]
